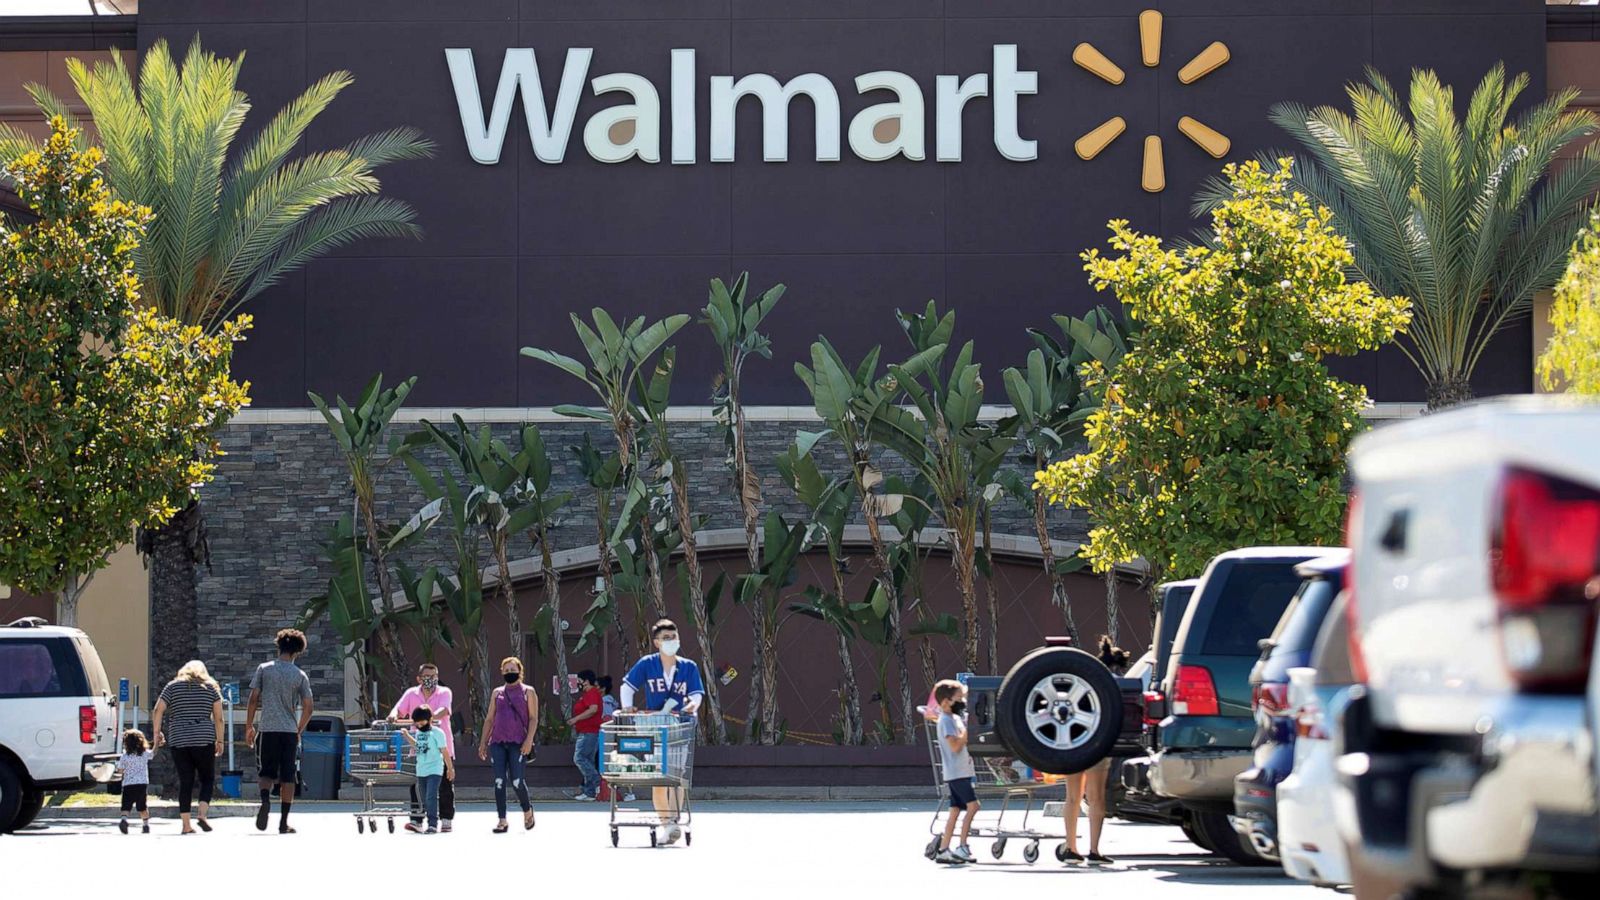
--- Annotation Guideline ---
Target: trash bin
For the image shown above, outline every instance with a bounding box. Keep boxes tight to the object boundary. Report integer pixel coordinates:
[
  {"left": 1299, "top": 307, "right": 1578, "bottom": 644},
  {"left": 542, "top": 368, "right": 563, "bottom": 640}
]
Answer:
[{"left": 298, "top": 713, "right": 347, "bottom": 800}]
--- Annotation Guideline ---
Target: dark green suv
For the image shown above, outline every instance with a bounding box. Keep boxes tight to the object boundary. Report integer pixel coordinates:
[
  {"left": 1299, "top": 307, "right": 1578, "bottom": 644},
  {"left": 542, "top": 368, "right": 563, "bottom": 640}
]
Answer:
[{"left": 1148, "top": 547, "right": 1327, "bottom": 854}]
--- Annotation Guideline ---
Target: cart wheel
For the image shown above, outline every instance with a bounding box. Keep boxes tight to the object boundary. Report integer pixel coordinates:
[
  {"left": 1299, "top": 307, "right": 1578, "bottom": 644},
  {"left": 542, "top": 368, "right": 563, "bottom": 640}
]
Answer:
[
  {"left": 357, "top": 818, "right": 365, "bottom": 834},
  {"left": 1055, "top": 843, "right": 1070, "bottom": 863},
  {"left": 368, "top": 818, "right": 377, "bottom": 832},
  {"left": 610, "top": 828, "right": 619, "bottom": 848},
  {"left": 650, "top": 829, "right": 658, "bottom": 847},
  {"left": 1023, "top": 840, "right": 1041, "bottom": 864},
  {"left": 387, "top": 818, "right": 395, "bottom": 833},
  {"left": 991, "top": 837, "right": 1007, "bottom": 859},
  {"left": 685, "top": 830, "right": 692, "bottom": 847},
  {"left": 925, "top": 836, "right": 941, "bottom": 860}
]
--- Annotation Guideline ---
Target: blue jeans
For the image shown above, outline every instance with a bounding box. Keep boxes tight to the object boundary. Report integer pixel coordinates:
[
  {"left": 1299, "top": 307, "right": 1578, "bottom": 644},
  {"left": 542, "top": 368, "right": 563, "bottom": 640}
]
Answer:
[
  {"left": 419, "top": 774, "right": 442, "bottom": 828},
  {"left": 574, "top": 732, "right": 600, "bottom": 797},
  {"left": 489, "top": 742, "right": 531, "bottom": 819}
]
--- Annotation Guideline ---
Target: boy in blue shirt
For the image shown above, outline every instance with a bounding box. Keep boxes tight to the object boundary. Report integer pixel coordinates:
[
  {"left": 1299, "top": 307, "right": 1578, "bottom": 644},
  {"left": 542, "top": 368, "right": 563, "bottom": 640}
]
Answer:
[
  {"left": 621, "top": 619, "right": 703, "bottom": 844},
  {"left": 402, "top": 706, "right": 455, "bottom": 834}
]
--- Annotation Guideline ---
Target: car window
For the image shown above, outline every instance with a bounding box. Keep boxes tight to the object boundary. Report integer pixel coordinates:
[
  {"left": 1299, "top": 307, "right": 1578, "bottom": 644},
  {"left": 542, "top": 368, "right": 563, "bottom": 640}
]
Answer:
[
  {"left": 74, "top": 636, "right": 111, "bottom": 695},
  {"left": 1201, "top": 564, "right": 1307, "bottom": 656},
  {"left": 1153, "top": 584, "right": 1195, "bottom": 683},
  {"left": 1312, "top": 591, "right": 1355, "bottom": 685},
  {"left": 0, "top": 639, "right": 82, "bottom": 698},
  {"left": 1271, "top": 575, "right": 1339, "bottom": 655}
]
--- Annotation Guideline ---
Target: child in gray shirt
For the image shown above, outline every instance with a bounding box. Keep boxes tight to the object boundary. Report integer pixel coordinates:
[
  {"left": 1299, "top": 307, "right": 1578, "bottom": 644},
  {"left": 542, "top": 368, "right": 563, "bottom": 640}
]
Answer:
[{"left": 932, "top": 679, "right": 979, "bottom": 865}]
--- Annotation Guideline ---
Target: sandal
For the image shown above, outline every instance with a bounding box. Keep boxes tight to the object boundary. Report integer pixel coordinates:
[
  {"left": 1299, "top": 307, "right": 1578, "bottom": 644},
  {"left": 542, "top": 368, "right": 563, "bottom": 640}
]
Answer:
[
  {"left": 196, "top": 819, "right": 212, "bottom": 833},
  {"left": 523, "top": 809, "right": 536, "bottom": 830},
  {"left": 493, "top": 822, "right": 509, "bottom": 834},
  {"left": 278, "top": 825, "right": 297, "bottom": 834}
]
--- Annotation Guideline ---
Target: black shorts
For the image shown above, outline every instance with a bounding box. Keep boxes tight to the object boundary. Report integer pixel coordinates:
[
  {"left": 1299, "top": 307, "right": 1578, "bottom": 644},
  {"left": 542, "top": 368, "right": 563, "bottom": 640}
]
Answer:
[
  {"left": 257, "top": 732, "right": 300, "bottom": 783},
  {"left": 947, "top": 777, "right": 978, "bottom": 808},
  {"left": 120, "top": 784, "right": 148, "bottom": 813}
]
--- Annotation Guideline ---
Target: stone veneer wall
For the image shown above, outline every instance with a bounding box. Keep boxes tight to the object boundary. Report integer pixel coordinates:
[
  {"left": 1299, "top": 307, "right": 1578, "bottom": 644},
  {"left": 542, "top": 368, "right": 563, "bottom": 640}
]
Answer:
[{"left": 195, "top": 418, "right": 1091, "bottom": 704}]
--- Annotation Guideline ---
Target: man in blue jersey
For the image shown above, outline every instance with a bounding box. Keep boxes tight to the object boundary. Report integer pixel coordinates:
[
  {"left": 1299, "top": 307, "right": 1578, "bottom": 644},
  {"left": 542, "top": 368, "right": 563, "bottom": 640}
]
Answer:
[{"left": 621, "top": 618, "right": 702, "bottom": 844}]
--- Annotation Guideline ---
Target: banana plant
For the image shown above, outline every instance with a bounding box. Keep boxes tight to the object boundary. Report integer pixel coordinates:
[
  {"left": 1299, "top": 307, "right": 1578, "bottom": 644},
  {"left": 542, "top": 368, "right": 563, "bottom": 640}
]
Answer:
[
  {"left": 297, "top": 513, "right": 379, "bottom": 719},
  {"left": 570, "top": 433, "right": 634, "bottom": 660},
  {"left": 734, "top": 511, "right": 810, "bottom": 744},
  {"left": 701, "top": 273, "right": 786, "bottom": 736},
  {"left": 509, "top": 425, "right": 576, "bottom": 719},
  {"left": 307, "top": 373, "right": 416, "bottom": 698},
  {"left": 636, "top": 346, "right": 728, "bottom": 744},
  {"left": 389, "top": 454, "right": 492, "bottom": 730},
  {"left": 773, "top": 431, "right": 864, "bottom": 744},
  {"left": 999, "top": 306, "right": 1134, "bottom": 645},
  {"left": 392, "top": 561, "right": 452, "bottom": 666},
  {"left": 795, "top": 338, "right": 944, "bottom": 743},
  {"left": 870, "top": 301, "right": 1016, "bottom": 673}
]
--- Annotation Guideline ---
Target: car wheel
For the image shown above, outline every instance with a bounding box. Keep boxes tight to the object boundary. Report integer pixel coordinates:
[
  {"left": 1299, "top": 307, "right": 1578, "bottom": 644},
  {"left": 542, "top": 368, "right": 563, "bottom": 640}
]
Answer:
[
  {"left": 1192, "top": 810, "right": 1273, "bottom": 867},
  {"left": 0, "top": 758, "right": 23, "bottom": 834},
  {"left": 12, "top": 789, "right": 45, "bottom": 831},
  {"left": 996, "top": 647, "right": 1124, "bottom": 775},
  {"left": 1181, "top": 814, "right": 1215, "bottom": 852}
]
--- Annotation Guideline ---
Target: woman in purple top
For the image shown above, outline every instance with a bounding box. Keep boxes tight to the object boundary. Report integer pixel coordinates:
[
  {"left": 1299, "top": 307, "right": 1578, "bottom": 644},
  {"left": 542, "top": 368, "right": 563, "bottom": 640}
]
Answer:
[{"left": 477, "top": 656, "right": 538, "bottom": 833}]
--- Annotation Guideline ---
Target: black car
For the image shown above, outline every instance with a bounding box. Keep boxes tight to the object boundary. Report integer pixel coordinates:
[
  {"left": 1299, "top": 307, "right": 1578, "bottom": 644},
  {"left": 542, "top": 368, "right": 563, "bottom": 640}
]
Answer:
[{"left": 1231, "top": 554, "right": 1348, "bottom": 861}]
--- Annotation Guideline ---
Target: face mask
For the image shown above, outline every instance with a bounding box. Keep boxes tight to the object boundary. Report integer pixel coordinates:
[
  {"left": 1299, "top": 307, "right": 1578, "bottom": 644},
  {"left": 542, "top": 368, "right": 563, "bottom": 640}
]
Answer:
[
  {"left": 659, "top": 638, "right": 681, "bottom": 656},
  {"left": 418, "top": 722, "right": 432, "bottom": 731},
  {"left": 504, "top": 672, "right": 521, "bottom": 684},
  {"left": 950, "top": 700, "right": 968, "bottom": 716},
  {"left": 421, "top": 676, "right": 438, "bottom": 690}
]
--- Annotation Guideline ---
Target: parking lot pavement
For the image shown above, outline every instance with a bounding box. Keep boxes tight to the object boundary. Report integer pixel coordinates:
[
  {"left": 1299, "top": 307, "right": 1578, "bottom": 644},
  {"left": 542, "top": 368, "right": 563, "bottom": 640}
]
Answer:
[{"left": 6, "top": 802, "right": 1323, "bottom": 898}]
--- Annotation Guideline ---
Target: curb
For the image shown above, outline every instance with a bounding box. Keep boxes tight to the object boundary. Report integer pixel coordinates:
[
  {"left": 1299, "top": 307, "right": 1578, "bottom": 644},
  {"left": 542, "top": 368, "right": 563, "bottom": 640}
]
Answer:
[{"left": 37, "top": 804, "right": 258, "bottom": 821}]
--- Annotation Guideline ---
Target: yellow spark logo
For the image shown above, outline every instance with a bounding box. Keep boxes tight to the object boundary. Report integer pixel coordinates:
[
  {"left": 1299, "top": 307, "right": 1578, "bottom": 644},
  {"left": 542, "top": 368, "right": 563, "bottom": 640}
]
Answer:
[{"left": 1073, "top": 10, "right": 1232, "bottom": 193}]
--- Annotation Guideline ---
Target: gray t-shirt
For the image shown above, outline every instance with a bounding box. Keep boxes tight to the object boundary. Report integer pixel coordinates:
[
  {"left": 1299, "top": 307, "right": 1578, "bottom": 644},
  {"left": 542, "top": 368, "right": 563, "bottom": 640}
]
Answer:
[
  {"left": 937, "top": 711, "right": 974, "bottom": 781},
  {"left": 249, "top": 659, "right": 312, "bottom": 733}
]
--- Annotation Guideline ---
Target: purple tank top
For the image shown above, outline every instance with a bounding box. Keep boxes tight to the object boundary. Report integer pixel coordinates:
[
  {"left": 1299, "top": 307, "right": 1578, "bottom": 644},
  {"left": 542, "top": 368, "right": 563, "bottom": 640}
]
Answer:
[{"left": 490, "top": 683, "right": 531, "bottom": 744}]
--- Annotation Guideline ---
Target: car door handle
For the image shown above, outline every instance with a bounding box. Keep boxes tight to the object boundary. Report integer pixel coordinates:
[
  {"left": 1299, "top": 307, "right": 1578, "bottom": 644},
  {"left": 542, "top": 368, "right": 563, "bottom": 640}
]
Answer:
[{"left": 1379, "top": 509, "right": 1409, "bottom": 554}]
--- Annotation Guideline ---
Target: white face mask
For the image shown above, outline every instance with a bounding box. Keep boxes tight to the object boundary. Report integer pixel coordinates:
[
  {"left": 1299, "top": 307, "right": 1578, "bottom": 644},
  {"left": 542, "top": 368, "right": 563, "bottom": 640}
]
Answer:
[{"left": 659, "top": 638, "right": 681, "bottom": 656}]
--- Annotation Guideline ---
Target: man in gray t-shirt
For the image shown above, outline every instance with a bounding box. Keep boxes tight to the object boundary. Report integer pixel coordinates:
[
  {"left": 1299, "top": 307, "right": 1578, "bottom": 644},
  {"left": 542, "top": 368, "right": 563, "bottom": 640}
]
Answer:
[
  {"left": 932, "top": 679, "right": 981, "bottom": 865},
  {"left": 244, "top": 628, "right": 313, "bottom": 834}
]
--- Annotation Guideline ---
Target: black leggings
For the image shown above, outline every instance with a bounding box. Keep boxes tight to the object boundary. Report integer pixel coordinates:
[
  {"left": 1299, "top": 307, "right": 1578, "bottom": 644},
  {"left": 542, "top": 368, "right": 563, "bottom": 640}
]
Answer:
[{"left": 171, "top": 745, "right": 216, "bottom": 814}]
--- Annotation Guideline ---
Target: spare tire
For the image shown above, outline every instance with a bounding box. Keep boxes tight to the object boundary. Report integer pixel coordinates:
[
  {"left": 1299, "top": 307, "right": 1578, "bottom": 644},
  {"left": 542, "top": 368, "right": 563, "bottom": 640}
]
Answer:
[{"left": 996, "top": 647, "right": 1123, "bottom": 775}]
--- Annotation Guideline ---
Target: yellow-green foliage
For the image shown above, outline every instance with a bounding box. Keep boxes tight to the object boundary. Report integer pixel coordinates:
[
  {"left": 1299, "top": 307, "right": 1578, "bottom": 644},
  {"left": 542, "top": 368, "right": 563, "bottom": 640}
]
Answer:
[
  {"left": 1540, "top": 210, "right": 1600, "bottom": 395},
  {"left": 0, "top": 119, "right": 251, "bottom": 598},
  {"left": 1035, "top": 160, "right": 1411, "bottom": 579}
]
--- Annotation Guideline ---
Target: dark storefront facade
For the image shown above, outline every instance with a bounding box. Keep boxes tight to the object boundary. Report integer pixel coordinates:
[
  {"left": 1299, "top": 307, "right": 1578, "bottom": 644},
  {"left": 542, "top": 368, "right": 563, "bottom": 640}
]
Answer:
[{"left": 0, "top": 2, "right": 1570, "bottom": 777}]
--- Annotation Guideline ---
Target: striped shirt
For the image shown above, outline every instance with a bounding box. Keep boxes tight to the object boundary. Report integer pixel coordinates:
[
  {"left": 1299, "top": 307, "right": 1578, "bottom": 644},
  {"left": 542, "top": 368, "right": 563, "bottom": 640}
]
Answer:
[{"left": 158, "top": 679, "right": 221, "bottom": 748}]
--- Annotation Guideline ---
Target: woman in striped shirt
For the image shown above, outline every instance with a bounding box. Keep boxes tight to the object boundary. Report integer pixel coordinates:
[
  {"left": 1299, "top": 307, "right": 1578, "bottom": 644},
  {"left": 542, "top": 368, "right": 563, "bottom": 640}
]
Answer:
[{"left": 153, "top": 660, "right": 226, "bottom": 834}]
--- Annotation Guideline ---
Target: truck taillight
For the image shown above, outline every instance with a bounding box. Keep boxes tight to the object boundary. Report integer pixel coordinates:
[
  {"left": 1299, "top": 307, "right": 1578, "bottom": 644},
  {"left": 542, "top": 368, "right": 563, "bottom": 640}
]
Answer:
[
  {"left": 1491, "top": 468, "right": 1600, "bottom": 692},
  {"left": 1171, "top": 665, "right": 1219, "bottom": 716},
  {"left": 1253, "top": 683, "right": 1291, "bottom": 718},
  {"left": 79, "top": 705, "right": 96, "bottom": 744},
  {"left": 1344, "top": 491, "right": 1368, "bottom": 684},
  {"left": 1142, "top": 690, "right": 1163, "bottom": 726}
]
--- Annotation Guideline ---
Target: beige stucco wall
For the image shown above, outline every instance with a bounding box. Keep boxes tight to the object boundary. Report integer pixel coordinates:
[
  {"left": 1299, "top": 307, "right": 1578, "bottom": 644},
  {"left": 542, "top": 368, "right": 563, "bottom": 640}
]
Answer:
[{"left": 75, "top": 544, "right": 150, "bottom": 694}]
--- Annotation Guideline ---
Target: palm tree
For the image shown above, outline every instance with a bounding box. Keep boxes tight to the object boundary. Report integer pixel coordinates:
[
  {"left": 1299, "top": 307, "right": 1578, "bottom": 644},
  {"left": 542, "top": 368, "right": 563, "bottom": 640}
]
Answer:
[
  {"left": 1198, "top": 65, "right": 1600, "bottom": 409},
  {"left": 0, "top": 39, "right": 432, "bottom": 700}
]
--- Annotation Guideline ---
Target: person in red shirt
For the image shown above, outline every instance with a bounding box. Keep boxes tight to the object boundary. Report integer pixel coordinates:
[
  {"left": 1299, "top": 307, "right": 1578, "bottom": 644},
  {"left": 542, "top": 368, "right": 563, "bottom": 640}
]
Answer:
[{"left": 569, "top": 669, "right": 604, "bottom": 800}]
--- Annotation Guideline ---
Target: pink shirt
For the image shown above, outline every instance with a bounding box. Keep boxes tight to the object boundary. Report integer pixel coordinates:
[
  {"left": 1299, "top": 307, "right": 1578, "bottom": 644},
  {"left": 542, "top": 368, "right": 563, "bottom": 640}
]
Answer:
[{"left": 390, "top": 685, "right": 455, "bottom": 757}]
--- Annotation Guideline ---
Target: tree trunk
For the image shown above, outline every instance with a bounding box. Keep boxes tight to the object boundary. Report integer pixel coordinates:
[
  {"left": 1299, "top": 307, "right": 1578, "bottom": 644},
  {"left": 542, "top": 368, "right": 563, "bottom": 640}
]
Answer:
[
  {"left": 1033, "top": 485, "right": 1079, "bottom": 645},
  {"left": 358, "top": 500, "right": 409, "bottom": 704},
  {"left": 668, "top": 473, "right": 727, "bottom": 745},
  {"left": 460, "top": 626, "right": 491, "bottom": 742},
  {"left": 637, "top": 502, "right": 669, "bottom": 621},
  {"left": 54, "top": 573, "right": 92, "bottom": 628},
  {"left": 732, "top": 386, "right": 767, "bottom": 745},
  {"left": 1426, "top": 376, "right": 1474, "bottom": 412},
  {"left": 140, "top": 501, "right": 205, "bottom": 700},
  {"left": 830, "top": 566, "right": 864, "bottom": 746},
  {"left": 981, "top": 507, "right": 1001, "bottom": 674},
  {"left": 951, "top": 526, "right": 981, "bottom": 674},
  {"left": 594, "top": 492, "right": 635, "bottom": 663},
  {"left": 493, "top": 539, "right": 522, "bottom": 670},
  {"left": 860, "top": 501, "right": 914, "bottom": 744},
  {"left": 756, "top": 611, "right": 781, "bottom": 743},
  {"left": 539, "top": 536, "right": 572, "bottom": 720},
  {"left": 1104, "top": 569, "right": 1119, "bottom": 645}
]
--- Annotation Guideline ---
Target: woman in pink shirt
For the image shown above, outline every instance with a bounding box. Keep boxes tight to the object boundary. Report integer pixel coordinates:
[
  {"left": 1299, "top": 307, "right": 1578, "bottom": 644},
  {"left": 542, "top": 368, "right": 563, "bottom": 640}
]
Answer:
[{"left": 389, "top": 663, "right": 455, "bottom": 832}]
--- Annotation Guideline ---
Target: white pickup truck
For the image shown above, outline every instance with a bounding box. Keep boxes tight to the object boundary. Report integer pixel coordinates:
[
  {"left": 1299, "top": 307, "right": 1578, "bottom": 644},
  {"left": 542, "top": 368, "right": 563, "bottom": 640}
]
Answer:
[
  {"left": 1339, "top": 397, "right": 1600, "bottom": 898},
  {"left": 0, "top": 619, "right": 120, "bottom": 832}
]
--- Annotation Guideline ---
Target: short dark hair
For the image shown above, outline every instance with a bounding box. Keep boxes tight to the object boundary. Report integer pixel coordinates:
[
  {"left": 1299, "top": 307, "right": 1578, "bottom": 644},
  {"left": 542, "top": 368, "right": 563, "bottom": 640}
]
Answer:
[
  {"left": 651, "top": 619, "right": 678, "bottom": 638},
  {"left": 598, "top": 675, "right": 613, "bottom": 692},
  {"left": 933, "top": 679, "right": 964, "bottom": 705},
  {"left": 577, "top": 669, "right": 596, "bottom": 684},
  {"left": 1097, "top": 635, "right": 1131, "bottom": 672},
  {"left": 275, "top": 628, "right": 307, "bottom": 655},
  {"left": 410, "top": 705, "right": 432, "bottom": 722}
]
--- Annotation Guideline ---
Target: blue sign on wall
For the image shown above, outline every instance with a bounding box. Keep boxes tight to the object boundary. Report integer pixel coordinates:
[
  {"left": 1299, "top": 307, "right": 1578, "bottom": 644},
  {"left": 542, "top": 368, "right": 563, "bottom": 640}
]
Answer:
[
  {"left": 118, "top": 678, "right": 129, "bottom": 702},
  {"left": 221, "top": 682, "right": 241, "bottom": 705}
]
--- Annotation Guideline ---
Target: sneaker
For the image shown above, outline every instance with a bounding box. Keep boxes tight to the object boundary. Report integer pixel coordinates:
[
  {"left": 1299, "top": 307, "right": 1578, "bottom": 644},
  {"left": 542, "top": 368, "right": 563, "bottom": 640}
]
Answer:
[
  {"left": 440, "top": 820, "right": 453, "bottom": 833},
  {"left": 255, "top": 800, "right": 270, "bottom": 832},
  {"left": 1061, "top": 848, "right": 1084, "bottom": 864},
  {"left": 573, "top": 792, "right": 594, "bottom": 802},
  {"left": 118, "top": 819, "right": 128, "bottom": 835},
  {"left": 954, "top": 845, "right": 976, "bottom": 863},
  {"left": 424, "top": 826, "right": 438, "bottom": 834},
  {"left": 623, "top": 792, "right": 637, "bottom": 802},
  {"left": 141, "top": 824, "right": 150, "bottom": 834},
  {"left": 1087, "top": 852, "right": 1115, "bottom": 865},
  {"left": 935, "top": 849, "right": 966, "bottom": 865},
  {"left": 404, "top": 822, "right": 422, "bottom": 833},
  {"left": 663, "top": 824, "right": 682, "bottom": 845}
]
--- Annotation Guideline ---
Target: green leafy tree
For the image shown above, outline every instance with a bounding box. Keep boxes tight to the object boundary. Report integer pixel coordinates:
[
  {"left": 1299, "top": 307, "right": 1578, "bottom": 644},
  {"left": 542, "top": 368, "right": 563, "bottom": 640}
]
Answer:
[
  {"left": 1201, "top": 65, "right": 1600, "bottom": 409},
  {"left": 0, "top": 122, "right": 248, "bottom": 626},
  {"left": 511, "top": 425, "right": 575, "bottom": 720},
  {"left": 701, "top": 273, "right": 785, "bottom": 741},
  {"left": 392, "top": 561, "right": 451, "bottom": 667},
  {"left": 297, "top": 515, "right": 381, "bottom": 717},
  {"left": 0, "top": 38, "right": 432, "bottom": 700},
  {"left": 570, "top": 433, "right": 638, "bottom": 660},
  {"left": 1540, "top": 210, "right": 1600, "bottom": 394},
  {"left": 307, "top": 374, "right": 416, "bottom": 698},
  {"left": 1040, "top": 160, "right": 1411, "bottom": 580},
  {"left": 734, "top": 511, "right": 809, "bottom": 743}
]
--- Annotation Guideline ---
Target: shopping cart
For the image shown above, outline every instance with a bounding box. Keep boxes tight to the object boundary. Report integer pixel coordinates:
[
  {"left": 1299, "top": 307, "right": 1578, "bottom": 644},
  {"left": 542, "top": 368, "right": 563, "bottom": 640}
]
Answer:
[
  {"left": 600, "top": 711, "right": 696, "bottom": 848},
  {"left": 921, "top": 707, "right": 1069, "bottom": 864},
  {"left": 344, "top": 722, "right": 416, "bottom": 834}
]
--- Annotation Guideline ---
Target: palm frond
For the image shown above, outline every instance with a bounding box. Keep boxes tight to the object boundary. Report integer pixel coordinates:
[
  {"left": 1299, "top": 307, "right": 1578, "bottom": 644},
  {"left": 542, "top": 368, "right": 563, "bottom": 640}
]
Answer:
[{"left": 235, "top": 195, "right": 422, "bottom": 311}]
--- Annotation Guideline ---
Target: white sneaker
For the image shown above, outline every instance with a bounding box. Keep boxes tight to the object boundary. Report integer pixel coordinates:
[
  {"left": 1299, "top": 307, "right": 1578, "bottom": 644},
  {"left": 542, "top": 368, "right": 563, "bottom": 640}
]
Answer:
[
  {"left": 954, "top": 845, "right": 976, "bottom": 862},
  {"left": 623, "top": 792, "right": 637, "bottom": 802},
  {"left": 663, "top": 824, "right": 682, "bottom": 845},
  {"left": 935, "top": 849, "right": 965, "bottom": 865},
  {"left": 572, "top": 792, "right": 594, "bottom": 802}
]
